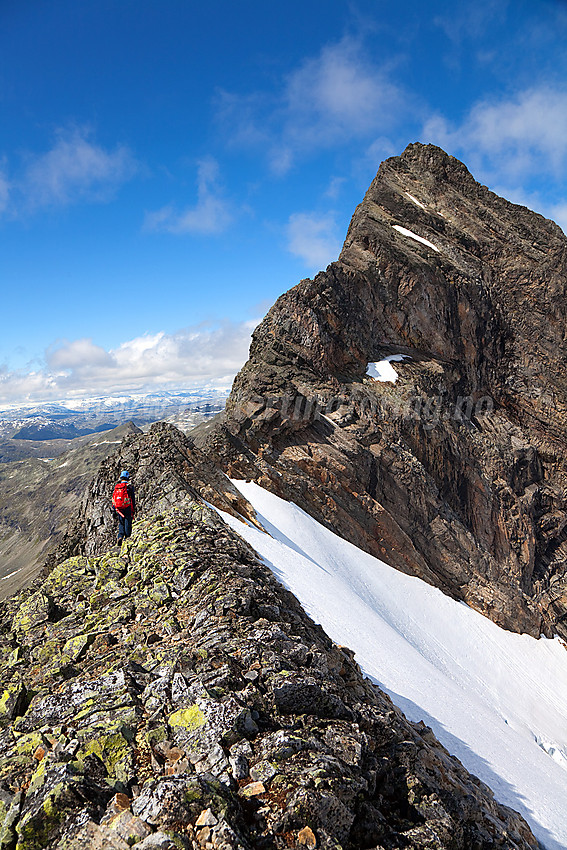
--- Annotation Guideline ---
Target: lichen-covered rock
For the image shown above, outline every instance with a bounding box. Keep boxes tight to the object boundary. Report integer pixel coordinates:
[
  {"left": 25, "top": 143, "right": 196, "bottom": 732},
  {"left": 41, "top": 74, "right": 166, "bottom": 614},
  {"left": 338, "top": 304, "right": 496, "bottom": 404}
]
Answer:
[
  {"left": 135, "top": 834, "right": 177, "bottom": 850},
  {"left": 14, "top": 669, "right": 136, "bottom": 733},
  {"left": 54, "top": 818, "right": 131, "bottom": 849},
  {"left": 14, "top": 760, "right": 109, "bottom": 850},
  {"left": 271, "top": 676, "right": 352, "bottom": 720},
  {"left": 0, "top": 790, "right": 22, "bottom": 849},
  {"left": 0, "top": 680, "right": 26, "bottom": 728},
  {"left": 103, "top": 808, "right": 152, "bottom": 844},
  {"left": 11, "top": 591, "right": 53, "bottom": 637},
  {"left": 167, "top": 696, "right": 255, "bottom": 761},
  {"left": 132, "top": 775, "right": 203, "bottom": 827}
]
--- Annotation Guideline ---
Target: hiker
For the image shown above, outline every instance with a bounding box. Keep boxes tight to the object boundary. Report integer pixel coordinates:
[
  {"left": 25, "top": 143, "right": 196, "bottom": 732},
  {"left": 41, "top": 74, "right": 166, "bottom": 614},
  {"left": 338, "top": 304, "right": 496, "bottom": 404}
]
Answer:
[{"left": 112, "top": 470, "right": 136, "bottom": 546}]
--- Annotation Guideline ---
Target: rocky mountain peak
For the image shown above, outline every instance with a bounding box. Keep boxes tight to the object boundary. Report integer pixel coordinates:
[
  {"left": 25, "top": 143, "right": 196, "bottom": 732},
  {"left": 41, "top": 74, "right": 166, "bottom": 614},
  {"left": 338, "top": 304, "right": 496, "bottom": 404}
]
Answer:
[
  {"left": 206, "top": 143, "right": 567, "bottom": 640},
  {"left": 345, "top": 142, "right": 567, "bottom": 401},
  {"left": 241, "top": 142, "right": 566, "bottom": 398}
]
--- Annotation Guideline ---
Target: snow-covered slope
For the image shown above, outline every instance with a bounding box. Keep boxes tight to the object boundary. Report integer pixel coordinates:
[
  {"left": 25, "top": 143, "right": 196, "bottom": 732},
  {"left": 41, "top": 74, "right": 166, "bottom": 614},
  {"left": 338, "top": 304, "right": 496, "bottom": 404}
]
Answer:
[{"left": 218, "top": 480, "right": 567, "bottom": 850}]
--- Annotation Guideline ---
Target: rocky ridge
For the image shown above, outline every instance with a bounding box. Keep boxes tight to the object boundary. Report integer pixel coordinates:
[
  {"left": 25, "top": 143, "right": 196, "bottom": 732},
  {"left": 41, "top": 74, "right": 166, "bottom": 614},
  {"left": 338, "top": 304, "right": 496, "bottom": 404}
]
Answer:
[
  {"left": 0, "top": 423, "right": 538, "bottom": 849},
  {"left": 200, "top": 143, "right": 567, "bottom": 640}
]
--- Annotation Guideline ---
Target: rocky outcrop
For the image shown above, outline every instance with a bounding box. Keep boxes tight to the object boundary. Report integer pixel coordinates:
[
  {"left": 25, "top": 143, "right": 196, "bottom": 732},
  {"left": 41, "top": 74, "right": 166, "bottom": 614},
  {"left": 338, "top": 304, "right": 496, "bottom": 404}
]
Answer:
[
  {"left": 200, "top": 142, "right": 567, "bottom": 639},
  {"left": 0, "top": 425, "right": 538, "bottom": 849}
]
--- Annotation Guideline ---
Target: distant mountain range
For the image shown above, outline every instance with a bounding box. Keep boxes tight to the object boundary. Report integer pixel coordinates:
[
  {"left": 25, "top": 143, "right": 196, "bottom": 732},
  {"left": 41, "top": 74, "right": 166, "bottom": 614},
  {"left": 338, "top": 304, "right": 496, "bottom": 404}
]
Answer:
[
  {"left": 0, "top": 388, "right": 228, "bottom": 590},
  {"left": 0, "top": 387, "right": 228, "bottom": 460}
]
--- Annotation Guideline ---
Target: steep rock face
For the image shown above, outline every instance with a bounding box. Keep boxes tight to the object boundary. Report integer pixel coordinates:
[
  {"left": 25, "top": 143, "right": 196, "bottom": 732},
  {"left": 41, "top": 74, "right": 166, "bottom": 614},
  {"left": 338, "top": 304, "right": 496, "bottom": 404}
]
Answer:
[
  {"left": 0, "top": 425, "right": 538, "bottom": 849},
  {"left": 202, "top": 143, "right": 567, "bottom": 638}
]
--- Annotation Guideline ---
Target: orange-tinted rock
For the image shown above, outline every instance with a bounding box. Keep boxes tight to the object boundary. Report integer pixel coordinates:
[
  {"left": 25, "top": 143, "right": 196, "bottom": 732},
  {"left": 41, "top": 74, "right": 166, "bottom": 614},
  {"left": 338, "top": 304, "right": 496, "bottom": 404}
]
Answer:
[{"left": 298, "top": 825, "right": 317, "bottom": 847}]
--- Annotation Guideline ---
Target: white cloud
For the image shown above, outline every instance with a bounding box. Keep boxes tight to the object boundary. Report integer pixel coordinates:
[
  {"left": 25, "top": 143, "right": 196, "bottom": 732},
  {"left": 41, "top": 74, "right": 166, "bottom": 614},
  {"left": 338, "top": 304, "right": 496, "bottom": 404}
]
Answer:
[
  {"left": 217, "top": 38, "right": 408, "bottom": 173},
  {"left": 434, "top": 1, "right": 508, "bottom": 44},
  {"left": 0, "top": 320, "right": 257, "bottom": 404},
  {"left": 21, "top": 127, "right": 137, "bottom": 210},
  {"left": 215, "top": 91, "right": 272, "bottom": 150},
  {"left": 324, "top": 177, "right": 346, "bottom": 200},
  {"left": 424, "top": 86, "right": 567, "bottom": 181},
  {"left": 145, "top": 157, "right": 233, "bottom": 235},
  {"left": 0, "top": 166, "right": 10, "bottom": 213},
  {"left": 287, "top": 211, "right": 342, "bottom": 269},
  {"left": 284, "top": 39, "right": 401, "bottom": 143},
  {"left": 47, "top": 338, "right": 114, "bottom": 371}
]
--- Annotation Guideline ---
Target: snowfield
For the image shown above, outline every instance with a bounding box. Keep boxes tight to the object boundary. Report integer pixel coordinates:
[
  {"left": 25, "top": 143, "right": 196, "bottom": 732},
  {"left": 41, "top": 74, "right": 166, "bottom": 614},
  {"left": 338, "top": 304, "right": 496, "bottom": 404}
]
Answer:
[{"left": 218, "top": 481, "right": 567, "bottom": 850}]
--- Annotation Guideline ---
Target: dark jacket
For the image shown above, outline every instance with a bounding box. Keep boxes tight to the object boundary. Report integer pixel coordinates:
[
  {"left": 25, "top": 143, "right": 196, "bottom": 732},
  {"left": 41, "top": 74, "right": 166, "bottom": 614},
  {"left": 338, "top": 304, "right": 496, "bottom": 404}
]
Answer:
[{"left": 125, "top": 484, "right": 135, "bottom": 514}]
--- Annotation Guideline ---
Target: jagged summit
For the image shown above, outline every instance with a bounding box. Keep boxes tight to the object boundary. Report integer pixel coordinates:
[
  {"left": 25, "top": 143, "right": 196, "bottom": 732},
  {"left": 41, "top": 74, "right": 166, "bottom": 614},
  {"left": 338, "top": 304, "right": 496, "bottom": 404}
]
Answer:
[
  {"left": 238, "top": 141, "right": 566, "bottom": 391},
  {"left": 343, "top": 141, "right": 566, "bottom": 394},
  {"left": 204, "top": 143, "right": 567, "bottom": 639}
]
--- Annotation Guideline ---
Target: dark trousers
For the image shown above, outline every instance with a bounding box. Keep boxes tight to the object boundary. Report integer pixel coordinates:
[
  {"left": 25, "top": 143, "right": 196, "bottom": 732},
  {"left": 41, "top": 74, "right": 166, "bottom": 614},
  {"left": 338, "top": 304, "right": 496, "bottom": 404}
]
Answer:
[{"left": 117, "top": 507, "right": 133, "bottom": 541}]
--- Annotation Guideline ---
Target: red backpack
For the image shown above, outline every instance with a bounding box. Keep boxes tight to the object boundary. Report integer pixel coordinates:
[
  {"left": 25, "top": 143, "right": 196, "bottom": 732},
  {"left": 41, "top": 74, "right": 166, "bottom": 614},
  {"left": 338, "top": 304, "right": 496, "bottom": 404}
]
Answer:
[{"left": 112, "top": 481, "right": 132, "bottom": 510}]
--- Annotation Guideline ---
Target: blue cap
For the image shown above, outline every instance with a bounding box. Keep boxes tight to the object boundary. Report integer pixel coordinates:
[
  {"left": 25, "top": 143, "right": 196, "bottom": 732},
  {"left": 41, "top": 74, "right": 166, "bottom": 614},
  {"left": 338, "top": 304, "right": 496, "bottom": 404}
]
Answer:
[{"left": 120, "top": 470, "right": 130, "bottom": 480}]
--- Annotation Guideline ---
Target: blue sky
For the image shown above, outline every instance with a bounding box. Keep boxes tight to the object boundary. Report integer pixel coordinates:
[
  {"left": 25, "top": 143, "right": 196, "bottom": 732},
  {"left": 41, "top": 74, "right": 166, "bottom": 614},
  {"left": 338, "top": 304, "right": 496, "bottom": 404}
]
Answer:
[{"left": 1, "top": 0, "right": 567, "bottom": 403}]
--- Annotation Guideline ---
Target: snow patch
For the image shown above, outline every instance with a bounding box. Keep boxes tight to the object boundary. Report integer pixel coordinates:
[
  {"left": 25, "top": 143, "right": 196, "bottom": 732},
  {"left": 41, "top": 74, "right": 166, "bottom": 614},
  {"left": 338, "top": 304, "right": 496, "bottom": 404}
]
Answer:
[
  {"left": 217, "top": 481, "right": 567, "bottom": 850},
  {"left": 0, "top": 569, "right": 21, "bottom": 581},
  {"left": 404, "top": 192, "right": 427, "bottom": 210},
  {"left": 367, "top": 354, "right": 410, "bottom": 383},
  {"left": 393, "top": 224, "right": 440, "bottom": 252}
]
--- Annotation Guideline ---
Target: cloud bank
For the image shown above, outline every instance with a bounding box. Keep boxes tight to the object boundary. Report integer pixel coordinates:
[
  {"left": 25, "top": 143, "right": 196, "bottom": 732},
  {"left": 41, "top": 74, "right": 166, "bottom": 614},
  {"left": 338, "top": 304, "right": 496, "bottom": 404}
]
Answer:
[{"left": 0, "top": 320, "right": 256, "bottom": 404}]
